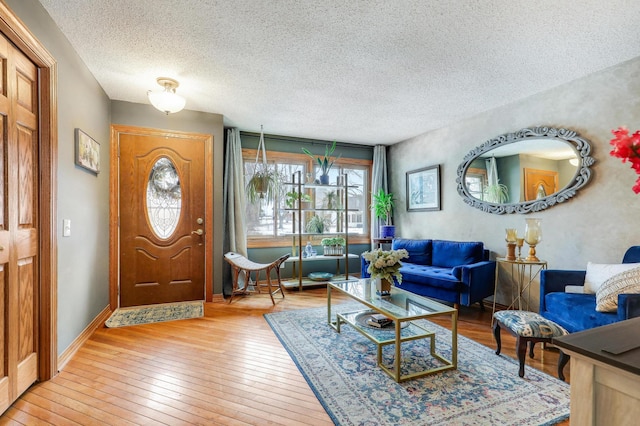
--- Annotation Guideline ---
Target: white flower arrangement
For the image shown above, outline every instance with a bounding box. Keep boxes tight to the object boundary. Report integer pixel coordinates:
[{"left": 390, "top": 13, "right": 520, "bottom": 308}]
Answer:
[{"left": 362, "top": 248, "right": 409, "bottom": 284}]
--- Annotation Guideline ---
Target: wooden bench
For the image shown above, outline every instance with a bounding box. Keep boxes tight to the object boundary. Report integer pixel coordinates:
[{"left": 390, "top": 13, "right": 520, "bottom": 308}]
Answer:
[{"left": 224, "top": 252, "right": 290, "bottom": 304}]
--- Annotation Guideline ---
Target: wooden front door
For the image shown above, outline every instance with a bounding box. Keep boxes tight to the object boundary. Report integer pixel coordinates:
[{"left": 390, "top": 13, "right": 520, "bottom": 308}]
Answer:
[
  {"left": 119, "top": 129, "right": 207, "bottom": 307},
  {"left": 0, "top": 34, "right": 39, "bottom": 412}
]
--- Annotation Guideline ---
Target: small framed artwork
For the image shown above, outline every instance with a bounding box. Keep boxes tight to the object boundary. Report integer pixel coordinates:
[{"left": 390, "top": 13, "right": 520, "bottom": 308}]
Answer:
[
  {"left": 75, "top": 128, "right": 100, "bottom": 174},
  {"left": 406, "top": 164, "right": 441, "bottom": 211}
]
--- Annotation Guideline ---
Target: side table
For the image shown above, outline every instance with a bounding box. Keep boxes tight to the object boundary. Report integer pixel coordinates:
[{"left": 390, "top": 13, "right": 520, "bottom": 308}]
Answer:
[
  {"left": 492, "top": 258, "right": 547, "bottom": 322},
  {"left": 373, "top": 238, "right": 393, "bottom": 249}
]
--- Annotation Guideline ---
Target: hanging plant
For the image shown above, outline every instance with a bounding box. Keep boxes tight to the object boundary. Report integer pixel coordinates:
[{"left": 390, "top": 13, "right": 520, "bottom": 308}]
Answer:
[
  {"left": 246, "top": 169, "right": 278, "bottom": 204},
  {"left": 483, "top": 183, "right": 509, "bottom": 203},
  {"left": 246, "top": 125, "right": 279, "bottom": 204}
]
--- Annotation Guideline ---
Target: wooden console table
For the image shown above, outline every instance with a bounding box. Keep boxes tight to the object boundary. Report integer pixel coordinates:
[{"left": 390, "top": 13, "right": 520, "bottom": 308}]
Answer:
[{"left": 553, "top": 317, "right": 640, "bottom": 425}]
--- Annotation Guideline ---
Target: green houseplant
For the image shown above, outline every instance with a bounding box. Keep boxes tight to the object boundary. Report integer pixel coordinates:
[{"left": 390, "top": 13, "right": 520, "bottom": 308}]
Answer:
[
  {"left": 285, "top": 191, "right": 312, "bottom": 209},
  {"left": 483, "top": 183, "right": 509, "bottom": 204},
  {"left": 305, "top": 214, "right": 330, "bottom": 234},
  {"left": 371, "top": 188, "right": 396, "bottom": 238},
  {"left": 246, "top": 168, "right": 279, "bottom": 204},
  {"left": 246, "top": 125, "right": 279, "bottom": 204},
  {"left": 323, "top": 190, "right": 339, "bottom": 209},
  {"left": 302, "top": 141, "right": 341, "bottom": 184},
  {"left": 321, "top": 237, "right": 345, "bottom": 256}
]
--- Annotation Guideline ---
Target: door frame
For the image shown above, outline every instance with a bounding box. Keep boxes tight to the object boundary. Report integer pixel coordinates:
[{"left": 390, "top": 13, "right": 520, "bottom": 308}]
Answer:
[
  {"left": 0, "top": 3, "right": 58, "bottom": 380},
  {"left": 109, "top": 125, "right": 214, "bottom": 310}
]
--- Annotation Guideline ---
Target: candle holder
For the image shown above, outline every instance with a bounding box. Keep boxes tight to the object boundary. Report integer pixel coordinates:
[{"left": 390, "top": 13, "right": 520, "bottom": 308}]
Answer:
[
  {"left": 505, "top": 228, "right": 517, "bottom": 261},
  {"left": 516, "top": 237, "right": 524, "bottom": 261},
  {"left": 524, "top": 218, "right": 542, "bottom": 262}
]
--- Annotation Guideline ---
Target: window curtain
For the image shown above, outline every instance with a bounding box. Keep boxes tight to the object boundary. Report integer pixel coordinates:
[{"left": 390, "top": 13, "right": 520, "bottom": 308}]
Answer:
[
  {"left": 370, "top": 145, "right": 388, "bottom": 247},
  {"left": 223, "top": 128, "right": 248, "bottom": 256},
  {"left": 223, "top": 128, "right": 247, "bottom": 295}
]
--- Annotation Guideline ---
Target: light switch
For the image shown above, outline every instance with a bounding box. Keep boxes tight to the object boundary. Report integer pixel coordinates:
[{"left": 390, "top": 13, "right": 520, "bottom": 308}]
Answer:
[{"left": 63, "top": 219, "right": 71, "bottom": 237}]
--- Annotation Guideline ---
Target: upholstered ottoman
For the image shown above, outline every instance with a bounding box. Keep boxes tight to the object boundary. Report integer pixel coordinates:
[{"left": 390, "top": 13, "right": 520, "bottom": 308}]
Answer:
[{"left": 493, "top": 310, "right": 570, "bottom": 380}]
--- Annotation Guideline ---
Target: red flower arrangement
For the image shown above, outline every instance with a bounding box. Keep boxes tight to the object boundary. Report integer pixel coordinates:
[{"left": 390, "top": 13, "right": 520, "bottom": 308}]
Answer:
[{"left": 610, "top": 126, "right": 640, "bottom": 194}]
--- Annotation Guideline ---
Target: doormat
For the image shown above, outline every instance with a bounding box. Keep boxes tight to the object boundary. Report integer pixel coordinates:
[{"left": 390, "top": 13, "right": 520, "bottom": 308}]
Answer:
[{"left": 105, "top": 301, "right": 204, "bottom": 328}]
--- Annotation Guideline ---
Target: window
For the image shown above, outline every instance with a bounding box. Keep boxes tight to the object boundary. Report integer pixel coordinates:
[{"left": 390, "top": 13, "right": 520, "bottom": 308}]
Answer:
[
  {"left": 242, "top": 149, "right": 371, "bottom": 247},
  {"left": 244, "top": 156, "right": 306, "bottom": 237},
  {"left": 146, "top": 157, "right": 182, "bottom": 239},
  {"left": 465, "top": 167, "right": 487, "bottom": 200}
]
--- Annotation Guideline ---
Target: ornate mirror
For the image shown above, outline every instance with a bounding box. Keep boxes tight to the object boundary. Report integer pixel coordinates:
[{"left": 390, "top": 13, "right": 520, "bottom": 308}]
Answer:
[{"left": 456, "top": 127, "right": 595, "bottom": 214}]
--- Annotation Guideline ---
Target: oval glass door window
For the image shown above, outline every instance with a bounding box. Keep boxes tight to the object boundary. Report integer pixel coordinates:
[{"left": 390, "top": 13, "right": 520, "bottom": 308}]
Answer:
[{"left": 146, "top": 157, "right": 182, "bottom": 239}]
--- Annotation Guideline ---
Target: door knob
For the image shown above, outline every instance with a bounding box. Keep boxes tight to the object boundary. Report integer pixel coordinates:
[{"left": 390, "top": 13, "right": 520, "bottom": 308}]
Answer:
[{"left": 191, "top": 229, "right": 204, "bottom": 236}]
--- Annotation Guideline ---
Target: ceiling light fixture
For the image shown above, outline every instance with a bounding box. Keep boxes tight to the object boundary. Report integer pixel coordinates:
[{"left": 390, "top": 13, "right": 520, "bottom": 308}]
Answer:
[{"left": 147, "top": 77, "right": 186, "bottom": 114}]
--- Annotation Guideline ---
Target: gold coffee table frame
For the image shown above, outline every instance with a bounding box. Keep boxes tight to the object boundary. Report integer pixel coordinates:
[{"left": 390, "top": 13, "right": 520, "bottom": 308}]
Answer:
[{"left": 327, "top": 279, "right": 457, "bottom": 382}]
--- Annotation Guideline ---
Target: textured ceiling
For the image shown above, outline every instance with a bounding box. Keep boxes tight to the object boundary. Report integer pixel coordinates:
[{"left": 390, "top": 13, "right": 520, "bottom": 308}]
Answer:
[{"left": 37, "top": 0, "right": 640, "bottom": 145}]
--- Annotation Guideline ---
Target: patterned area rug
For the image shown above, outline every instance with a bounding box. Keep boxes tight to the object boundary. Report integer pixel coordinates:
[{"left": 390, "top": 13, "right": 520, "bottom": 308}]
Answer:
[
  {"left": 265, "top": 304, "right": 570, "bottom": 426},
  {"left": 105, "top": 301, "right": 204, "bottom": 328}
]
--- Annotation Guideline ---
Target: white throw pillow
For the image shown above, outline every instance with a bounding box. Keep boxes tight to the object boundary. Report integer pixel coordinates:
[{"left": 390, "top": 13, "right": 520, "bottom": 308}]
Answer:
[
  {"left": 595, "top": 267, "right": 640, "bottom": 312},
  {"left": 583, "top": 262, "right": 640, "bottom": 294}
]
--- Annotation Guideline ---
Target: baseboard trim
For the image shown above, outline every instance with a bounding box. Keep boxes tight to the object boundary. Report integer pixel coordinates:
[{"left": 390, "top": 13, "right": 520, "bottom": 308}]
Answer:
[
  {"left": 57, "top": 304, "right": 112, "bottom": 373},
  {"left": 211, "top": 293, "right": 225, "bottom": 303}
]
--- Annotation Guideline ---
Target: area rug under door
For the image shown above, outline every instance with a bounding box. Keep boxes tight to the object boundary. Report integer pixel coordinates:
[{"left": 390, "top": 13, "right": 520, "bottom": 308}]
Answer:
[
  {"left": 105, "top": 301, "right": 204, "bottom": 328},
  {"left": 265, "top": 304, "right": 570, "bottom": 426}
]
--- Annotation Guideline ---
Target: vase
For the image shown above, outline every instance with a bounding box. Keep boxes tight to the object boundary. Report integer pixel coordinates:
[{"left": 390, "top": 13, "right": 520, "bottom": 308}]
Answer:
[
  {"left": 380, "top": 225, "right": 395, "bottom": 239},
  {"left": 320, "top": 174, "right": 330, "bottom": 185},
  {"left": 375, "top": 277, "right": 392, "bottom": 294}
]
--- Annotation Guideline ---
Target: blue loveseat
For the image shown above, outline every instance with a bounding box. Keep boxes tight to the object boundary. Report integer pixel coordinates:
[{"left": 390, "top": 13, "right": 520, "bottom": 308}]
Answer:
[
  {"left": 361, "top": 238, "right": 496, "bottom": 308},
  {"left": 540, "top": 246, "right": 640, "bottom": 333}
]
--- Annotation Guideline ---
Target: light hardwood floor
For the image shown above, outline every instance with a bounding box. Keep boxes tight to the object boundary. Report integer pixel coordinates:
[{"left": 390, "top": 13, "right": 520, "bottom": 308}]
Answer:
[{"left": 1, "top": 288, "right": 570, "bottom": 425}]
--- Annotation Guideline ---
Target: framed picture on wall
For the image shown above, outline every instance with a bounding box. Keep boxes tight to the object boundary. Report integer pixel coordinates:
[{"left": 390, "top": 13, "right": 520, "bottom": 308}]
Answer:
[
  {"left": 75, "top": 128, "right": 100, "bottom": 174},
  {"left": 406, "top": 164, "right": 441, "bottom": 211}
]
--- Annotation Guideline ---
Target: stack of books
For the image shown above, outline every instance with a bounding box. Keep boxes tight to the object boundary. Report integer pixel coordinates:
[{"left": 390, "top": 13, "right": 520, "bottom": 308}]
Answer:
[{"left": 367, "top": 313, "right": 392, "bottom": 328}]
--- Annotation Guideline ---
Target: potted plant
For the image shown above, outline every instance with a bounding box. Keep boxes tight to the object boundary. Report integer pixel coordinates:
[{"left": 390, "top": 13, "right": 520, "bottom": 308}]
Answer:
[
  {"left": 285, "top": 191, "right": 312, "bottom": 209},
  {"left": 246, "top": 125, "right": 280, "bottom": 204},
  {"left": 371, "top": 188, "right": 396, "bottom": 238},
  {"left": 305, "top": 214, "right": 330, "bottom": 234},
  {"left": 483, "top": 183, "right": 509, "bottom": 204},
  {"left": 323, "top": 190, "right": 339, "bottom": 210},
  {"left": 302, "top": 141, "right": 341, "bottom": 184},
  {"left": 246, "top": 168, "right": 279, "bottom": 204},
  {"left": 321, "top": 237, "right": 345, "bottom": 256}
]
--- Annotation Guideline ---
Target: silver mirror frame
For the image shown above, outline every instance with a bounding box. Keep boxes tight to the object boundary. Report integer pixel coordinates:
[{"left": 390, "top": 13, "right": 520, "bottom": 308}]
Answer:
[{"left": 456, "top": 126, "right": 595, "bottom": 214}]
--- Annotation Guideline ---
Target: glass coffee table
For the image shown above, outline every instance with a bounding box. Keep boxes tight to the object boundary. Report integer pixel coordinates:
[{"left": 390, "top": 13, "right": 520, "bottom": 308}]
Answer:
[{"left": 327, "top": 278, "right": 457, "bottom": 382}]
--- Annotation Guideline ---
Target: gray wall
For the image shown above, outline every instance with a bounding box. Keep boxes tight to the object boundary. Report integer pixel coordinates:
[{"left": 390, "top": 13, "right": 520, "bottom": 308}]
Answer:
[
  {"left": 389, "top": 56, "right": 640, "bottom": 310},
  {"left": 111, "top": 101, "right": 225, "bottom": 295},
  {"left": 6, "top": 0, "right": 112, "bottom": 355}
]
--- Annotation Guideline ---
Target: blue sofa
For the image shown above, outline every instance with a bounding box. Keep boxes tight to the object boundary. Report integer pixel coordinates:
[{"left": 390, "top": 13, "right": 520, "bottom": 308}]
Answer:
[
  {"left": 361, "top": 238, "right": 496, "bottom": 308},
  {"left": 540, "top": 246, "right": 640, "bottom": 333}
]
